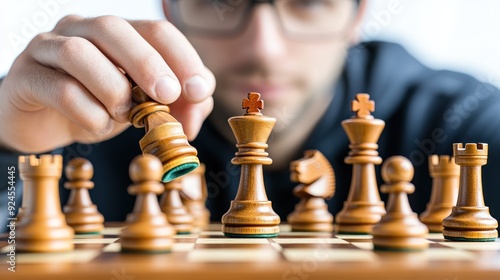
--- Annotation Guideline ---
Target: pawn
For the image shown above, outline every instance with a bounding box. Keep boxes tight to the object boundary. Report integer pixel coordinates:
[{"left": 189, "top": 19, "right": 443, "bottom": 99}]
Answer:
[
  {"left": 63, "top": 158, "right": 104, "bottom": 234},
  {"left": 287, "top": 150, "right": 335, "bottom": 232},
  {"left": 120, "top": 154, "right": 175, "bottom": 253},
  {"left": 160, "top": 179, "right": 193, "bottom": 234},
  {"left": 179, "top": 164, "right": 211, "bottom": 231},
  {"left": 372, "top": 156, "right": 428, "bottom": 251}
]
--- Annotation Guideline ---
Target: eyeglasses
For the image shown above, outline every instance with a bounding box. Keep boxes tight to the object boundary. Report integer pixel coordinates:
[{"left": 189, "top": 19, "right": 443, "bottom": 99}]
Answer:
[{"left": 168, "top": 0, "right": 358, "bottom": 40}]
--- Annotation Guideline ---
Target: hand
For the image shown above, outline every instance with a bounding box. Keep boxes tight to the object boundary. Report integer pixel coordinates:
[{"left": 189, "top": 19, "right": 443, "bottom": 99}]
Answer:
[{"left": 0, "top": 15, "right": 215, "bottom": 153}]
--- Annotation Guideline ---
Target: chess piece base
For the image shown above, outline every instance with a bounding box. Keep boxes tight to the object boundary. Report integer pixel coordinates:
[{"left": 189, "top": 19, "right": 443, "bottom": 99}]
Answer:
[
  {"left": 288, "top": 198, "right": 334, "bottom": 232},
  {"left": 419, "top": 204, "right": 454, "bottom": 233},
  {"left": 17, "top": 239, "right": 74, "bottom": 253},
  {"left": 120, "top": 223, "right": 175, "bottom": 252},
  {"left": 17, "top": 221, "right": 74, "bottom": 253},
  {"left": 336, "top": 201, "right": 385, "bottom": 234},
  {"left": 372, "top": 236, "right": 428, "bottom": 251},
  {"left": 65, "top": 209, "right": 104, "bottom": 234},
  {"left": 442, "top": 206, "right": 498, "bottom": 241},
  {"left": 222, "top": 200, "right": 280, "bottom": 237}
]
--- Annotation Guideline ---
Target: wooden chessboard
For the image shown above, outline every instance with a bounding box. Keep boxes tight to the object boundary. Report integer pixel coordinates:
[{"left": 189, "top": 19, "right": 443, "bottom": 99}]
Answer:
[{"left": 1, "top": 223, "right": 500, "bottom": 280}]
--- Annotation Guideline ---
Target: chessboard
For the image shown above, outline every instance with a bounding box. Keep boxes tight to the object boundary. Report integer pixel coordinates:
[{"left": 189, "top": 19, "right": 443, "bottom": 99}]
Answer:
[{"left": 1, "top": 223, "right": 500, "bottom": 280}]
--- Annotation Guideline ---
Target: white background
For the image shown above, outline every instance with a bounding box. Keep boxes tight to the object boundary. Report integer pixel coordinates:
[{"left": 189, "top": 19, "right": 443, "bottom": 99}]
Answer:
[{"left": 1, "top": 0, "right": 499, "bottom": 87}]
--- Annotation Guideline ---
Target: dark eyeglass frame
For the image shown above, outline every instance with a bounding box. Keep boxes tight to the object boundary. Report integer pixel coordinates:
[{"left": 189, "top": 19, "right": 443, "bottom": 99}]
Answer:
[{"left": 168, "top": 0, "right": 360, "bottom": 41}]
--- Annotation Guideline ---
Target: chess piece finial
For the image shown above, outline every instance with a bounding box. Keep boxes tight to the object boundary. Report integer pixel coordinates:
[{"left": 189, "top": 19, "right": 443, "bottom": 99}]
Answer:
[
  {"left": 127, "top": 79, "right": 199, "bottom": 183},
  {"left": 336, "top": 93, "right": 386, "bottom": 234},
  {"left": 63, "top": 158, "right": 104, "bottom": 234},
  {"left": 242, "top": 92, "right": 264, "bottom": 115},
  {"left": 17, "top": 155, "right": 74, "bottom": 252},
  {"left": 222, "top": 92, "right": 280, "bottom": 237},
  {"left": 287, "top": 150, "right": 335, "bottom": 232},
  {"left": 443, "top": 143, "right": 498, "bottom": 241},
  {"left": 121, "top": 154, "right": 175, "bottom": 253},
  {"left": 372, "top": 156, "right": 429, "bottom": 251},
  {"left": 351, "top": 93, "right": 375, "bottom": 119},
  {"left": 419, "top": 155, "right": 459, "bottom": 233}
]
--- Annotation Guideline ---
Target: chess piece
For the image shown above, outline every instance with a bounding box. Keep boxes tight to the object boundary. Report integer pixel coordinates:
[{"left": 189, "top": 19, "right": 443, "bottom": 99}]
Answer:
[
  {"left": 63, "top": 158, "right": 105, "bottom": 234},
  {"left": 287, "top": 150, "right": 335, "bottom": 232},
  {"left": 336, "top": 94, "right": 386, "bottom": 234},
  {"left": 160, "top": 179, "right": 194, "bottom": 234},
  {"left": 443, "top": 143, "right": 498, "bottom": 241},
  {"left": 419, "top": 155, "right": 459, "bottom": 233},
  {"left": 372, "top": 156, "right": 429, "bottom": 251},
  {"left": 221, "top": 92, "right": 280, "bottom": 237},
  {"left": 120, "top": 154, "right": 175, "bottom": 253},
  {"left": 17, "top": 155, "right": 74, "bottom": 252},
  {"left": 179, "top": 164, "right": 211, "bottom": 230},
  {"left": 128, "top": 79, "right": 199, "bottom": 182}
]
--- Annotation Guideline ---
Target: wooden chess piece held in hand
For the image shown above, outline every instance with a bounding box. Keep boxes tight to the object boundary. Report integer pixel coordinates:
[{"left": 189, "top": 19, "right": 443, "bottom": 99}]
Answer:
[
  {"left": 287, "top": 150, "right": 335, "bottom": 232},
  {"left": 127, "top": 79, "right": 199, "bottom": 183},
  {"left": 17, "top": 155, "right": 74, "bottom": 252},
  {"left": 221, "top": 92, "right": 280, "bottom": 238},
  {"left": 120, "top": 154, "right": 175, "bottom": 253},
  {"left": 419, "top": 155, "right": 459, "bottom": 233},
  {"left": 336, "top": 94, "right": 386, "bottom": 234},
  {"left": 63, "top": 158, "right": 105, "bottom": 234},
  {"left": 443, "top": 143, "right": 498, "bottom": 241},
  {"left": 372, "top": 156, "right": 429, "bottom": 251}
]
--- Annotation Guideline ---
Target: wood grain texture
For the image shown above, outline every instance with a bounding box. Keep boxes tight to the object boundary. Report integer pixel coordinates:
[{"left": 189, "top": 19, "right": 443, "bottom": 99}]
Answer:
[
  {"left": 221, "top": 92, "right": 280, "bottom": 237},
  {"left": 16, "top": 155, "right": 75, "bottom": 252},
  {"left": 63, "top": 158, "right": 104, "bottom": 234},
  {"left": 179, "top": 164, "right": 211, "bottom": 231},
  {"left": 372, "top": 156, "right": 429, "bottom": 251},
  {"left": 287, "top": 150, "right": 335, "bottom": 232},
  {"left": 419, "top": 155, "right": 459, "bottom": 233},
  {"left": 120, "top": 155, "right": 175, "bottom": 252},
  {"left": 443, "top": 143, "right": 498, "bottom": 241},
  {"left": 336, "top": 94, "right": 386, "bottom": 234},
  {"left": 127, "top": 82, "right": 199, "bottom": 182},
  {"left": 160, "top": 178, "right": 194, "bottom": 234}
]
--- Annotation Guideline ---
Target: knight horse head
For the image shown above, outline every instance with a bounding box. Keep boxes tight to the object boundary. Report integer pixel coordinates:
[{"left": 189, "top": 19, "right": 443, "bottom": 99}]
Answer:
[{"left": 289, "top": 150, "right": 335, "bottom": 199}]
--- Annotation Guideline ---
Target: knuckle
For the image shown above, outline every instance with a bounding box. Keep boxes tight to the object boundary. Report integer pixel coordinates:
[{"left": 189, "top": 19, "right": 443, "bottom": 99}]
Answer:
[
  {"left": 89, "top": 15, "right": 126, "bottom": 32},
  {"left": 56, "top": 37, "right": 89, "bottom": 61},
  {"left": 54, "top": 15, "right": 82, "bottom": 30},
  {"left": 143, "top": 20, "right": 174, "bottom": 40}
]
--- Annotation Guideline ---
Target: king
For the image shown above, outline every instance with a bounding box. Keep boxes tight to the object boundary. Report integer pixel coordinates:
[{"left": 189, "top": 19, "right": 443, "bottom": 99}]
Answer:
[{"left": 222, "top": 92, "right": 280, "bottom": 237}]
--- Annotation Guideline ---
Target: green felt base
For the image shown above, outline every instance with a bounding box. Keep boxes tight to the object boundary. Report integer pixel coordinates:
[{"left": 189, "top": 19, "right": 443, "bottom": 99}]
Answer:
[
  {"left": 162, "top": 162, "right": 199, "bottom": 183},
  {"left": 176, "top": 231, "right": 191, "bottom": 235},
  {"left": 444, "top": 236, "right": 497, "bottom": 242},
  {"left": 373, "top": 245, "right": 426, "bottom": 252},
  {"left": 75, "top": 231, "right": 101, "bottom": 235},
  {"left": 224, "top": 233, "right": 278, "bottom": 238}
]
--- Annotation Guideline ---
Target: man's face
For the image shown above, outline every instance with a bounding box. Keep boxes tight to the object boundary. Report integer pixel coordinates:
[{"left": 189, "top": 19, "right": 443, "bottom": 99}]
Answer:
[{"left": 165, "top": 1, "right": 360, "bottom": 133}]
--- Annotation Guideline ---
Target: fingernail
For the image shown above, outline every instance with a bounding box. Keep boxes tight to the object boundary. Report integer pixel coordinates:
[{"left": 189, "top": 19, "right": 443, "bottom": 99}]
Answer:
[
  {"left": 155, "top": 76, "right": 181, "bottom": 104},
  {"left": 185, "top": 75, "right": 210, "bottom": 102}
]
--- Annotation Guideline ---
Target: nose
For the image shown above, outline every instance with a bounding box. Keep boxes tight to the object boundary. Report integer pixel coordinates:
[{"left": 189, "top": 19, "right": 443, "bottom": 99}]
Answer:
[{"left": 239, "top": 5, "right": 287, "bottom": 61}]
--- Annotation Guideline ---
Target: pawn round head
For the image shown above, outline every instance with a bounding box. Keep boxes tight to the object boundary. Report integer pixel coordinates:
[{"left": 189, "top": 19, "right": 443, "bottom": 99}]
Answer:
[
  {"left": 65, "top": 158, "right": 93, "bottom": 181},
  {"left": 129, "top": 154, "right": 163, "bottom": 183},
  {"left": 382, "top": 156, "right": 414, "bottom": 184}
]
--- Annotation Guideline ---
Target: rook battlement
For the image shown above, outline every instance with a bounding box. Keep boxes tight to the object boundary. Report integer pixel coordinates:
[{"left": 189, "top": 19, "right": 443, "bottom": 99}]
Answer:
[
  {"left": 453, "top": 143, "right": 488, "bottom": 157},
  {"left": 19, "top": 154, "right": 63, "bottom": 169}
]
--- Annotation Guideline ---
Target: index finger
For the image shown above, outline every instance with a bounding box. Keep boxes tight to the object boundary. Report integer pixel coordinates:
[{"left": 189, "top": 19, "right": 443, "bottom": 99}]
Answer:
[{"left": 130, "top": 20, "right": 216, "bottom": 104}]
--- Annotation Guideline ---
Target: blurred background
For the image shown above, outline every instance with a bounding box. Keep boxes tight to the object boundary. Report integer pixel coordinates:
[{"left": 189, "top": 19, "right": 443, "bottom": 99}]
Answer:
[{"left": 1, "top": 0, "right": 499, "bottom": 87}]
